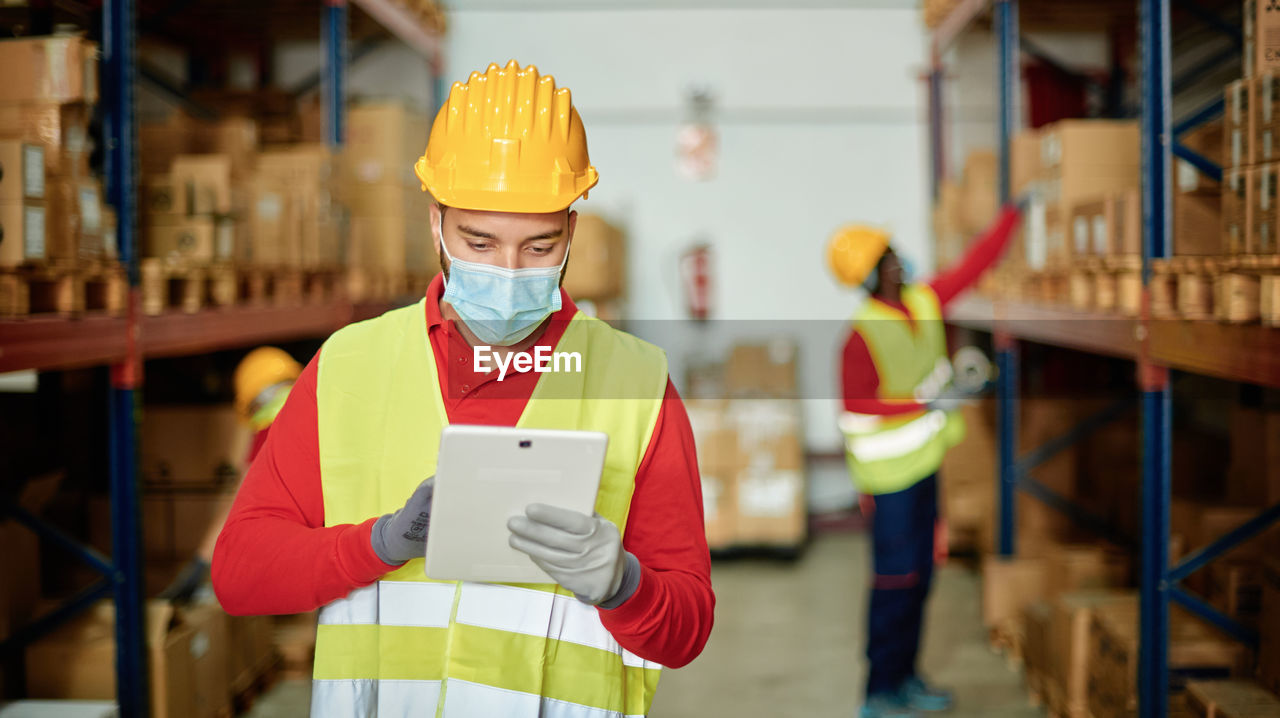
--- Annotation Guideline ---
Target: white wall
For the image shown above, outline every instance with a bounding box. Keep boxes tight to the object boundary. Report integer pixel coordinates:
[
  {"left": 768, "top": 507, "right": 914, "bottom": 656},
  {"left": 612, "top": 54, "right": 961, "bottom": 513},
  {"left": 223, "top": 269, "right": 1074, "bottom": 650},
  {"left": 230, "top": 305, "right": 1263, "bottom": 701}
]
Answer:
[
  {"left": 276, "top": 41, "right": 436, "bottom": 110},
  {"left": 446, "top": 6, "right": 929, "bottom": 454}
]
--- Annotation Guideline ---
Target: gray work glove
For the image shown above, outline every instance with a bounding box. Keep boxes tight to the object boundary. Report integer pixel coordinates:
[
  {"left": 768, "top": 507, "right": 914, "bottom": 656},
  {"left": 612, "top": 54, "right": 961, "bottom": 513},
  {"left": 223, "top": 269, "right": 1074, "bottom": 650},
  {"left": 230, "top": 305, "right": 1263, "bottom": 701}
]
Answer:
[
  {"left": 507, "top": 504, "right": 641, "bottom": 608},
  {"left": 370, "top": 476, "right": 435, "bottom": 565}
]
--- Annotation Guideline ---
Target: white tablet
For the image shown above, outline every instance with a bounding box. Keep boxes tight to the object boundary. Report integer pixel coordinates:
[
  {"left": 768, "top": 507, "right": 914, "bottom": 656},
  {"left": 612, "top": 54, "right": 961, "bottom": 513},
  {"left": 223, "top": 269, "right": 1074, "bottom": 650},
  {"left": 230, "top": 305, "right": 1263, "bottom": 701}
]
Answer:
[{"left": 424, "top": 424, "right": 608, "bottom": 584}]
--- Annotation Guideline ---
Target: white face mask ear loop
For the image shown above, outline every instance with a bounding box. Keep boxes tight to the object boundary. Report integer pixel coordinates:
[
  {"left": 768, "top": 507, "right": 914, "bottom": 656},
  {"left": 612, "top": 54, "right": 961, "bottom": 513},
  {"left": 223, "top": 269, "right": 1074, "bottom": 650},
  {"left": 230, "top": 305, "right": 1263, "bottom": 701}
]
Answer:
[{"left": 437, "top": 214, "right": 453, "bottom": 287}]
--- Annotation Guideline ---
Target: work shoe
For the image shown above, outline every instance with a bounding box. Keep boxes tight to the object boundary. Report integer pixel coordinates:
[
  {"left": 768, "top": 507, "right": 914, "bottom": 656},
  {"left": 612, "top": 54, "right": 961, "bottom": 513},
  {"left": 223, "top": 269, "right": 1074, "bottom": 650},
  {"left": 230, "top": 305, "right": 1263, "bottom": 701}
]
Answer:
[
  {"left": 859, "top": 692, "right": 920, "bottom": 718},
  {"left": 898, "top": 676, "right": 954, "bottom": 712}
]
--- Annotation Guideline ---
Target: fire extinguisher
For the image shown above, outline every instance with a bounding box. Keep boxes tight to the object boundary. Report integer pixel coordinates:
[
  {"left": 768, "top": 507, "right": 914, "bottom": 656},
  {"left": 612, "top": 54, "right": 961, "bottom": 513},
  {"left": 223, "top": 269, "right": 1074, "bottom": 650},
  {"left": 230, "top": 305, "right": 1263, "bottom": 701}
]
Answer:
[{"left": 679, "top": 243, "right": 711, "bottom": 321}]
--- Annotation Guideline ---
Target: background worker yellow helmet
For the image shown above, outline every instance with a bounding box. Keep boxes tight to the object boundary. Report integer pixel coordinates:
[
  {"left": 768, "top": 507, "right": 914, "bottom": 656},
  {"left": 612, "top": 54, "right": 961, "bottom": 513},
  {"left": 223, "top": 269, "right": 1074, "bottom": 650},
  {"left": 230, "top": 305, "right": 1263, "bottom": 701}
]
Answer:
[
  {"left": 827, "top": 224, "right": 892, "bottom": 287},
  {"left": 415, "top": 60, "right": 600, "bottom": 213},
  {"left": 234, "top": 347, "right": 302, "bottom": 423}
]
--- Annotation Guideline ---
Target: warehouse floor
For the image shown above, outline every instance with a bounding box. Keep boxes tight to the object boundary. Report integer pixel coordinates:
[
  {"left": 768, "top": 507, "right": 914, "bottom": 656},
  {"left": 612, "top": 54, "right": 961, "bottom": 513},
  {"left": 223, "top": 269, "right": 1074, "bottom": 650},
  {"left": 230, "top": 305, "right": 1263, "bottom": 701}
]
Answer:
[{"left": 245, "top": 531, "right": 1036, "bottom": 718}]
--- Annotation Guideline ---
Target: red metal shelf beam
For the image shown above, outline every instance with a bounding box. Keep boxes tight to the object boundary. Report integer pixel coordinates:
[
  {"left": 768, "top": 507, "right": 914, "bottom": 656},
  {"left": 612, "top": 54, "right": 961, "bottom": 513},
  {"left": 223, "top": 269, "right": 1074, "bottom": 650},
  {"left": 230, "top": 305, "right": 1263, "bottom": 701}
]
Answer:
[{"left": 0, "top": 300, "right": 410, "bottom": 373}]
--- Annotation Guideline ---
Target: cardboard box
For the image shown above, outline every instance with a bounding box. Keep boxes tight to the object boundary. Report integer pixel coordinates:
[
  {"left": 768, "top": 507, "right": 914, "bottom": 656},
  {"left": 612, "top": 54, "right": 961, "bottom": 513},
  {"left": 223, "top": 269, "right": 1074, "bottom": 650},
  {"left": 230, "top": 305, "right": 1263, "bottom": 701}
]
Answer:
[
  {"left": 1227, "top": 79, "right": 1255, "bottom": 168},
  {"left": 724, "top": 341, "right": 798, "bottom": 399},
  {"left": 44, "top": 177, "right": 101, "bottom": 263},
  {"left": 246, "top": 180, "right": 299, "bottom": 268},
  {"left": 959, "top": 150, "right": 998, "bottom": 235},
  {"left": 257, "top": 144, "right": 333, "bottom": 186},
  {"left": 274, "top": 611, "right": 318, "bottom": 680},
  {"left": 1048, "top": 590, "right": 1135, "bottom": 718},
  {"left": 1011, "top": 130, "right": 1042, "bottom": 196},
  {"left": 0, "top": 200, "right": 45, "bottom": 266},
  {"left": 181, "top": 602, "right": 232, "bottom": 718},
  {"left": 145, "top": 215, "right": 217, "bottom": 265},
  {"left": 346, "top": 102, "right": 429, "bottom": 186},
  {"left": 140, "top": 404, "right": 250, "bottom": 484},
  {"left": 982, "top": 555, "right": 1048, "bottom": 629},
  {"left": 1250, "top": 162, "right": 1280, "bottom": 254},
  {"left": 171, "top": 154, "right": 232, "bottom": 216},
  {"left": 1249, "top": 0, "right": 1280, "bottom": 77},
  {"left": 0, "top": 35, "right": 98, "bottom": 104},
  {"left": 1223, "top": 166, "right": 1249, "bottom": 255},
  {"left": 1255, "top": 74, "right": 1280, "bottom": 165},
  {"left": 26, "top": 601, "right": 197, "bottom": 718},
  {"left": 1040, "top": 120, "right": 1140, "bottom": 173},
  {"left": 347, "top": 213, "right": 435, "bottom": 274},
  {"left": 1068, "top": 191, "right": 1140, "bottom": 258},
  {"left": 0, "top": 140, "right": 44, "bottom": 200},
  {"left": 562, "top": 213, "right": 625, "bottom": 301},
  {"left": 1044, "top": 544, "right": 1130, "bottom": 599},
  {"left": 226, "top": 613, "right": 276, "bottom": 690},
  {"left": 0, "top": 520, "right": 40, "bottom": 643},
  {"left": 187, "top": 116, "right": 258, "bottom": 178},
  {"left": 0, "top": 102, "right": 91, "bottom": 177},
  {"left": 1022, "top": 601, "right": 1052, "bottom": 697},
  {"left": 1088, "top": 600, "right": 1251, "bottom": 718},
  {"left": 701, "top": 474, "right": 736, "bottom": 550},
  {"left": 1173, "top": 191, "right": 1222, "bottom": 256},
  {"left": 343, "top": 181, "right": 430, "bottom": 220}
]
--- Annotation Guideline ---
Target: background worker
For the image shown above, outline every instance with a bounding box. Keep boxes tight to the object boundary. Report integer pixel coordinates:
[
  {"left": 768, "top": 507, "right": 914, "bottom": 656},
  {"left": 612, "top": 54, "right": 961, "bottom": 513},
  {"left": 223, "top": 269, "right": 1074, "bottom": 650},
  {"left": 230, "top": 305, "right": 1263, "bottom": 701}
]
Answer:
[
  {"left": 829, "top": 203, "right": 1022, "bottom": 718},
  {"left": 159, "top": 346, "right": 301, "bottom": 602},
  {"left": 212, "top": 60, "right": 714, "bottom": 718}
]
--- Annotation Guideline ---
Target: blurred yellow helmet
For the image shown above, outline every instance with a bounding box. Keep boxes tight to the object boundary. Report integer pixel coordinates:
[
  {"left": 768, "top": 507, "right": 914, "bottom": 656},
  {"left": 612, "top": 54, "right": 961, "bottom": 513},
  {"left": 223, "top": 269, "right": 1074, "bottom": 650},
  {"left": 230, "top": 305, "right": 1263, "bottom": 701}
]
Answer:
[
  {"left": 234, "top": 347, "right": 301, "bottom": 422},
  {"left": 827, "top": 225, "right": 891, "bottom": 287},
  {"left": 415, "top": 60, "right": 599, "bottom": 213}
]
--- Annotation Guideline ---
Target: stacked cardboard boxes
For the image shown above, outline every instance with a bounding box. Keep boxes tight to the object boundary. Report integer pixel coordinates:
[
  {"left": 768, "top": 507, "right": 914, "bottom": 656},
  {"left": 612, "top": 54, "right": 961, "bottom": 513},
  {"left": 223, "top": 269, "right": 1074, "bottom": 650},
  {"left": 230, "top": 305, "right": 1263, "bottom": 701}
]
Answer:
[
  {"left": 256, "top": 144, "right": 344, "bottom": 269},
  {"left": 1223, "top": 72, "right": 1280, "bottom": 256},
  {"left": 25, "top": 599, "right": 266, "bottom": 718},
  {"left": 1038, "top": 120, "right": 1140, "bottom": 267},
  {"left": 1088, "top": 600, "right": 1252, "bottom": 718},
  {"left": 0, "top": 34, "right": 107, "bottom": 267},
  {"left": 563, "top": 213, "right": 626, "bottom": 303},
  {"left": 344, "top": 102, "right": 433, "bottom": 277},
  {"left": 688, "top": 341, "right": 806, "bottom": 550}
]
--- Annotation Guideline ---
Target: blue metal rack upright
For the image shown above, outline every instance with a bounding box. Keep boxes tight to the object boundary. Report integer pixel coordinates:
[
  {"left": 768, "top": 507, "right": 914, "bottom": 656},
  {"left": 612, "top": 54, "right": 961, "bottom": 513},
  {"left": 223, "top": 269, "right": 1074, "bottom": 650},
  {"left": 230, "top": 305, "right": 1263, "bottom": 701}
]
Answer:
[
  {"left": 0, "top": 1, "right": 441, "bottom": 714},
  {"left": 929, "top": 2, "right": 1280, "bottom": 717}
]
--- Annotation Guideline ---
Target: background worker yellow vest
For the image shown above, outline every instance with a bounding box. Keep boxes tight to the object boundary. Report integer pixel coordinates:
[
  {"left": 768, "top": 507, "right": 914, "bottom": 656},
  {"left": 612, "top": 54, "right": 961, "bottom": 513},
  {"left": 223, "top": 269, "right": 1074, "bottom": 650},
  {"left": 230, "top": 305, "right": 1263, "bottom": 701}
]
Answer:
[
  {"left": 312, "top": 298, "right": 667, "bottom": 717},
  {"left": 840, "top": 284, "right": 966, "bottom": 495}
]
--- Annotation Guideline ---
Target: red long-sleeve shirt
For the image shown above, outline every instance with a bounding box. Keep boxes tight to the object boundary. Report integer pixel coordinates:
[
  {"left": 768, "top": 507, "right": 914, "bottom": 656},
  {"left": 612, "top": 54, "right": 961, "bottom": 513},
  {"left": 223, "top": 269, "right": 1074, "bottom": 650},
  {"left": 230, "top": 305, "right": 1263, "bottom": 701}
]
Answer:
[
  {"left": 213, "top": 276, "right": 715, "bottom": 669},
  {"left": 841, "top": 205, "right": 1021, "bottom": 415}
]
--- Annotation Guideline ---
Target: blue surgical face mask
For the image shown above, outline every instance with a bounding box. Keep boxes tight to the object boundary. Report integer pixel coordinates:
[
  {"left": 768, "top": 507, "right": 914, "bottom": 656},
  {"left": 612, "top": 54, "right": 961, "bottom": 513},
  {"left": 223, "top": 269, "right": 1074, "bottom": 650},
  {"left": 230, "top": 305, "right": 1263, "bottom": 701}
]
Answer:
[{"left": 438, "top": 218, "right": 568, "bottom": 346}]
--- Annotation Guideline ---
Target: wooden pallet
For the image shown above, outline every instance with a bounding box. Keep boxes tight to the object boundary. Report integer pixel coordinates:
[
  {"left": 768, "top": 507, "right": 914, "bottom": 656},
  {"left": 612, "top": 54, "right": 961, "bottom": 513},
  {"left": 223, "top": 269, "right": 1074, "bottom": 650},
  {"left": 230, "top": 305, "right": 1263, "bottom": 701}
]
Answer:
[
  {"left": 0, "top": 262, "right": 127, "bottom": 318},
  {"left": 1068, "top": 259, "right": 1142, "bottom": 316},
  {"left": 346, "top": 268, "right": 409, "bottom": 303},
  {"left": 1185, "top": 679, "right": 1280, "bottom": 718},
  {"left": 141, "top": 261, "right": 335, "bottom": 314}
]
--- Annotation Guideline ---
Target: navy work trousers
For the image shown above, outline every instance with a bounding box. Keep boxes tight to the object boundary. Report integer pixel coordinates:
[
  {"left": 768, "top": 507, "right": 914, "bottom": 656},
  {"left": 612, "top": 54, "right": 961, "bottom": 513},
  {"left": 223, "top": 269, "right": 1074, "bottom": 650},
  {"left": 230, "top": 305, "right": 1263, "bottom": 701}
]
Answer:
[{"left": 865, "top": 472, "right": 938, "bottom": 697}]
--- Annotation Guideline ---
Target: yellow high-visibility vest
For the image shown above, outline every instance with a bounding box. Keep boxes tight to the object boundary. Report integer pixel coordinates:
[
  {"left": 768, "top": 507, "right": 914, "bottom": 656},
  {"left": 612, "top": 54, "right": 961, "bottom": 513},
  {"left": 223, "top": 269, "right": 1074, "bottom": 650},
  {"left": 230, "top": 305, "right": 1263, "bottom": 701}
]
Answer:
[
  {"left": 839, "top": 284, "right": 966, "bottom": 495},
  {"left": 313, "top": 298, "right": 667, "bottom": 717}
]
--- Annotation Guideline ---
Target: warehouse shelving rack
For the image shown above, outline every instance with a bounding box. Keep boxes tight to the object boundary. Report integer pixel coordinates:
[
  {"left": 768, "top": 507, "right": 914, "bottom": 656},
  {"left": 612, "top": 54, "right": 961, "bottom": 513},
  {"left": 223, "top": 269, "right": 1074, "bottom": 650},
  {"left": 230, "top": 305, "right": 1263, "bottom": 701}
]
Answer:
[
  {"left": 0, "top": 2, "right": 441, "bottom": 715},
  {"left": 928, "top": 2, "right": 1280, "bottom": 717}
]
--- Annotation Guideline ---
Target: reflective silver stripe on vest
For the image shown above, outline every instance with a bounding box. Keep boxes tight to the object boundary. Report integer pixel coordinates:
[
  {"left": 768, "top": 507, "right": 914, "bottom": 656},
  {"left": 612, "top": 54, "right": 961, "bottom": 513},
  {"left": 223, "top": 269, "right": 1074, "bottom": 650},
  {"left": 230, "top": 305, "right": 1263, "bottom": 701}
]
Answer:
[
  {"left": 455, "top": 583, "right": 659, "bottom": 669},
  {"left": 311, "top": 678, "right": 441, "bottom": 718},
  {"left": 844, "top": 410, "right": 948, "bottom": 462},
  {"left": 316, "top": 581, "right": 456, "bottom": 627},
  {"left": 445, "top": 678, "right": 646, "bottom": 718}
]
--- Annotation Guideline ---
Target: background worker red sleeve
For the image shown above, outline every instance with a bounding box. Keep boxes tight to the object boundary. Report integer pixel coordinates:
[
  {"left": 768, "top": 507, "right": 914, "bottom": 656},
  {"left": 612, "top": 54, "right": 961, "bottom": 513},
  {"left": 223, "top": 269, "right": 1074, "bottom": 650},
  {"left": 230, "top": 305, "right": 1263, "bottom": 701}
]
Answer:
[
  {"left": 928, "top": 204, "right": 1021, "bottom": 308},
  {"left": 212, "top": 353, "right": 399, "bottom": 616}
]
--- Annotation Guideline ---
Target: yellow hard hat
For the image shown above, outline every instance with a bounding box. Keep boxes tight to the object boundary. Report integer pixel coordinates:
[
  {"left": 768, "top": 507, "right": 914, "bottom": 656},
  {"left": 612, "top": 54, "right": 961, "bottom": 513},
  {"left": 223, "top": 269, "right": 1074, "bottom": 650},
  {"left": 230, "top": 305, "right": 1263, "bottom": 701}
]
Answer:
[
  {"left": 827, "top": 225, "right": 891, "bottom": 287},
  {"left": 234, "top": 347, "right": 302, "bottom": 422},
  {"left": 415, "top": 60, "right": 599, "bottom": 213}
]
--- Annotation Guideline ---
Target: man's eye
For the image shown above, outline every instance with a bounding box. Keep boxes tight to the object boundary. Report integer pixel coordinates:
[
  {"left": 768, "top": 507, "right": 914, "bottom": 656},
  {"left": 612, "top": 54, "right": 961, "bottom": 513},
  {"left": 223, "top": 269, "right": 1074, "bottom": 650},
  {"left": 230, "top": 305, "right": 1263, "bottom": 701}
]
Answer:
[
  {"left": 529, "top": 246, "right": 552, "bottom": 255},
  {"left": 468, "top": 242, "right": 489, "bottom": 251}
]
